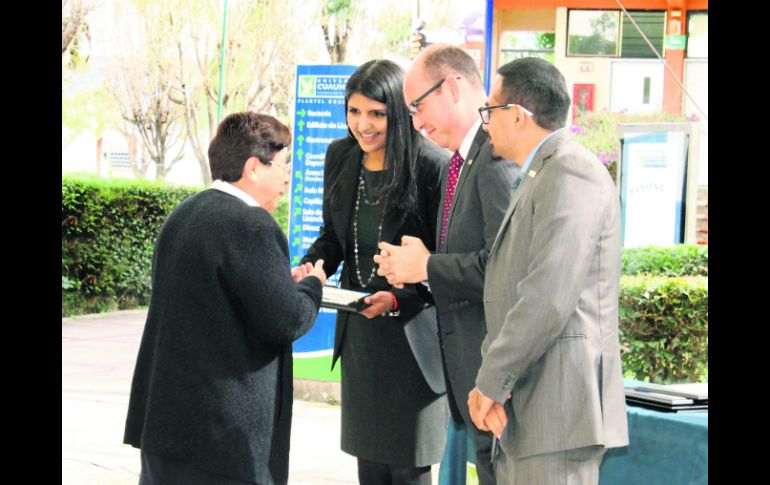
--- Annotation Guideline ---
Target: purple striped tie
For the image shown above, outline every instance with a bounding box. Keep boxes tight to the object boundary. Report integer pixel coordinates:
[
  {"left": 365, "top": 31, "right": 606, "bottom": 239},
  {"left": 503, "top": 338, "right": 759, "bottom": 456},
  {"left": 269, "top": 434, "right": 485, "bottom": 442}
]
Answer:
[{"left": 438, "top": 151, "right": 464, "bottom": 252}]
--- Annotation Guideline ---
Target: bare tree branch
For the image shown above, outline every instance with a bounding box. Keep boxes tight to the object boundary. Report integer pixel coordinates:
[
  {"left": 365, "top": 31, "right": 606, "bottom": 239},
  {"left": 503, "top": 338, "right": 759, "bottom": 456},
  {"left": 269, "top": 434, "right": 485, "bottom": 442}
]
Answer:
[{"left": 62, "top": 0, "right": 96, "bottom": 70}]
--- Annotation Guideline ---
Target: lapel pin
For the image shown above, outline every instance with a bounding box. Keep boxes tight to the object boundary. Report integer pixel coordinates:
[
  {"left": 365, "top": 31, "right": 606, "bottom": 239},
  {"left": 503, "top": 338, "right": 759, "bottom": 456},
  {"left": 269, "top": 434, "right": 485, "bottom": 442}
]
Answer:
[
  {"left": 467, "top": 158, "right": 474, "bottom": 166},
  {"left": 528, "top": 170, "right": 537, "bottom": 178}
]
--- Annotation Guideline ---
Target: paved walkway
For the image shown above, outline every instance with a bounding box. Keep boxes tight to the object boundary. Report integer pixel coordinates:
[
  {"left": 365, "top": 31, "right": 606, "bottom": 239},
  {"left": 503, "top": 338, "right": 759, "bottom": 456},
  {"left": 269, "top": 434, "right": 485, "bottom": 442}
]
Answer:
[{"left": 62, "top": 309, "right": 368, "bottom": 484}]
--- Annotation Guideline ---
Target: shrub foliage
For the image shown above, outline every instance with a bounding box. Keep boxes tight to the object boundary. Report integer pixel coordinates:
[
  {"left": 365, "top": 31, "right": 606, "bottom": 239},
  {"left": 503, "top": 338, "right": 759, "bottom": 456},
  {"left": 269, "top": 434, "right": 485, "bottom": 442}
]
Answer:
[
  {"left": 62, "top": 175, "right": 201, "bottom": 316},
  {"left": 571, "top": 110, "right": 694, "bottom": 180},
  {"left": 622, "top": 245, "right": 708, "bottom": 277},
  {"left": 62, "top": 176, "right": 708, "bottom": 383},
  {"left": 619, "top": 275, "right": 708, "bottom": 383},
  {"left": 62, "top": 175, "right": 292, "bottom": 317}
]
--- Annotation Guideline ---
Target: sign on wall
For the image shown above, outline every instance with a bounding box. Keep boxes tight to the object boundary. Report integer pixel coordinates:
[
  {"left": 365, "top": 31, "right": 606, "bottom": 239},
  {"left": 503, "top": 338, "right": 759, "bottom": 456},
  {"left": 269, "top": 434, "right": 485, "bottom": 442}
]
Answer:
[
  {"left": 289, "top": 65, "right": 357, "bottom": 381},
  {"left": 617, "top": 124, "right": 699, "bottom": 247}
]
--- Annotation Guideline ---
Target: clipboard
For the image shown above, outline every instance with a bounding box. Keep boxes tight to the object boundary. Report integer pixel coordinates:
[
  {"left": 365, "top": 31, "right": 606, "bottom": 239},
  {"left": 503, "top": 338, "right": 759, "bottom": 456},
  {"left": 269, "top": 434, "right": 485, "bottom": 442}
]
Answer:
[{"left": 321, "top": 286, "right": 372, "bottom": 312}]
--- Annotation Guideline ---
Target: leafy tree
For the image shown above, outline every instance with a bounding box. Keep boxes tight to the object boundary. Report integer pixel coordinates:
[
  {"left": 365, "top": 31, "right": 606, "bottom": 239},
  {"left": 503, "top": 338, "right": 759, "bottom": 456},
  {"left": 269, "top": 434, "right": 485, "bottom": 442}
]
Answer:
[
  {"left": 320, "top": 0, "right": 355, "bottom": 63},
  {"left": 353, "top": 0, "right": 412, "bottom": 60},
  {"left": 590, "top": 11, "right": 617, "bottom": 37},
  {"left": 535, "top": 32, "right": 555, "bottom": 50},
  {"left": 62, "top": 85, "right": 111, "bottom": 149},
  {"left": 568, "top": 33, "right": 617, "bottom": 56}
]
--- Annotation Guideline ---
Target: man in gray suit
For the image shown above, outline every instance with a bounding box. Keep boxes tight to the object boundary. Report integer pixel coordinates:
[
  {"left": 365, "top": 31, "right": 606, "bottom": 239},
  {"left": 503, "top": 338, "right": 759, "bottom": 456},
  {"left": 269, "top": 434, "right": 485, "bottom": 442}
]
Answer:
[
  {"left": 374, "top": 44, "right": 518, "bottom": 485},
  {"left": 467, "top": 58, "right": 629, "bottom": 485}
]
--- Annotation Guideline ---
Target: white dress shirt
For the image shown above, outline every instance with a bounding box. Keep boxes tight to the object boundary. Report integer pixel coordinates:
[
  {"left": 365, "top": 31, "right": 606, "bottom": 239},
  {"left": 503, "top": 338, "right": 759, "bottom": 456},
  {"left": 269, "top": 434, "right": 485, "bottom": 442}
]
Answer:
[{"left": 209, "top": 180, "right": 260, "bottom": 207}]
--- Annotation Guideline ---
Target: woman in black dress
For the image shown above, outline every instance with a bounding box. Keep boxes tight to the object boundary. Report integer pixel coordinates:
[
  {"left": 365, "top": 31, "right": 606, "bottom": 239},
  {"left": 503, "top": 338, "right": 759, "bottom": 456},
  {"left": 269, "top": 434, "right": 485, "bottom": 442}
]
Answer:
[{"left": 295, "top": 59, "right": 450, "bottom": 485}]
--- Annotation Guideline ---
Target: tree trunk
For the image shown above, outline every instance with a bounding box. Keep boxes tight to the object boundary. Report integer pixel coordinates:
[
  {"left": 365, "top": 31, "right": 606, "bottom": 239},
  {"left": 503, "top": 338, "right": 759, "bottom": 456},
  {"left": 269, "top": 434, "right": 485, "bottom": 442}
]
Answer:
[
  {"left": 321, "top": 15, "right": 351, "bottom": 64},
  {"left": 126, "top": 132, "right": 139, "bottom": 178},
  {"left": 155, "top": 159, "right": 166, "bottom": 180}
]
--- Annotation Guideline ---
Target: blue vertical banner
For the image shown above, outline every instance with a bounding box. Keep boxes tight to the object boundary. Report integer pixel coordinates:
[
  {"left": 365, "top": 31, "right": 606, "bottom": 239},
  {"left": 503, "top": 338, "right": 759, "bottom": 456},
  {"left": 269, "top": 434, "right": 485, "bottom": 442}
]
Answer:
[
  {"left": 483, "top": 0, "right": 493, "bottom": 93},
  {"left": 290, "top": 65, "right": 357, "bottom": 381}
]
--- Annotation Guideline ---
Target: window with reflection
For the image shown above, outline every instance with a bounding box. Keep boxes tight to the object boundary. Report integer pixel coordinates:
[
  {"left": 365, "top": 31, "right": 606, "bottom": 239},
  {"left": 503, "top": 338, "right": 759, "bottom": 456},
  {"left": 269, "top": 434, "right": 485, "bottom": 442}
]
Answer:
[
  {"left": 500, "top": 31, "right": 555, "bottom": 64},
  {"left": 567, "top": 10, "right": 667, "bottom": 58},
  {"left": 567, "top": 10, "right": 619, "bottom": 56}
]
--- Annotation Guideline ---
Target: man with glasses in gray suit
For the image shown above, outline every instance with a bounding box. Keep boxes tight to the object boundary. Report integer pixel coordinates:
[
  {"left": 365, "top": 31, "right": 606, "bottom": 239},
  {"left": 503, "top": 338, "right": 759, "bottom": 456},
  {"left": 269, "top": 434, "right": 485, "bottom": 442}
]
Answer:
[{"left": 467, "top": 57, "right": 629, "bottom": 485}]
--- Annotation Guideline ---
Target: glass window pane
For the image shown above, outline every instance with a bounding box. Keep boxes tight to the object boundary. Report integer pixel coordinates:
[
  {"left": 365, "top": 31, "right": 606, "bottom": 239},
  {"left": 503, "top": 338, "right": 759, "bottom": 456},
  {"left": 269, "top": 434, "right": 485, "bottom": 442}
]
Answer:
[
  {"left": 620, "top": 11, "right": 665, "bottom": 58},
  {"left": 687, "top": 12, "right": 708, "bottom": 58},
  {"left": 567, "top": 10, "right": 619, "bottom": 56},
  {"left": 500, "top": 31, "right": 555, "bottom": 65}
]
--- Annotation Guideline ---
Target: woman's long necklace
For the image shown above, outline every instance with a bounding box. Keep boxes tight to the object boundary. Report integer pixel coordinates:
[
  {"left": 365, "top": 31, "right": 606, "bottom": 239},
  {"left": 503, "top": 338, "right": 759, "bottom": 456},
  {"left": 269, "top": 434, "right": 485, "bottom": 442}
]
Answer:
[{"left": 353, "top": 161, "right": 385, "bottom": 288}]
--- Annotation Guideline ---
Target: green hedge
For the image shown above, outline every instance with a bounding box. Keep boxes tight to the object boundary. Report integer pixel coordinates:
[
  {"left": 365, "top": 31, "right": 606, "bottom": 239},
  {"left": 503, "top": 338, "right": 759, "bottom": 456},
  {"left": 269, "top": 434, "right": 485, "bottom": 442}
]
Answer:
[
  {"left": 62, "top": 175, "right": 292, "bottom": 317},
  {"left": 274, "top": 197, "right": 289, "bottom": 235},
  {"left": 62, "top": 176, "right": 708, "bottom": 383},
  {"left": 619, "top": 275, "right": 708, "bottom": 383},
  {"left": 62, "top": 175, "right": 202, "bottom": 316},
  {"left": 618, "top": 245, "right": 708, "bottom": 383},
  {"left": 622, "top": 245, "right": 708, "bottom": 276}
]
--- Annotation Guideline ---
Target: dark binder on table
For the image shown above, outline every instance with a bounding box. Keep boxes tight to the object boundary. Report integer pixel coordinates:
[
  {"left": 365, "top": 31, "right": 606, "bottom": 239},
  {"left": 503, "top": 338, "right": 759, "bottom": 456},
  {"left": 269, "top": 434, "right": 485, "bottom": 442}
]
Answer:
[
  {"left": 635, "top": 382, "right": 708, "bottom": 401},
  {"left": 624, "top": 388, "right": 694, "bottom": 406},
  {"left": 321, "top": 286, "right": 372, "bottom": 313},
  {"left": 625, "top": 398, "right": 708, "bottom": 413},
  {"left": 625, "top": 386, "right": 708, "bottom": 413}
]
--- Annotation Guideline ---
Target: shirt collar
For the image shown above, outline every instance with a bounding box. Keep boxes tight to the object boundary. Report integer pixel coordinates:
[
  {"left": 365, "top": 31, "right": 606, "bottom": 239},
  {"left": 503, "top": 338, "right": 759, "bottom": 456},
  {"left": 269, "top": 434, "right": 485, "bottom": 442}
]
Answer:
[
  {"left": 209, "top": 180, "right": 260, "bottom": 207},
  {"left": 520, "top": 127, "right": 566, "bottom": 176},
  {"left": 458, "top": 118, "right": 483, "bottom": 160}
]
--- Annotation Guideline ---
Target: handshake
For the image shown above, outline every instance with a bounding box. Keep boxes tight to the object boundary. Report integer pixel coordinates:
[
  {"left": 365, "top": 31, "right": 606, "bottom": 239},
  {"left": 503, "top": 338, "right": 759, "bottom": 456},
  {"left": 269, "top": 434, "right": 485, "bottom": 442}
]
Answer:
[{"left": 290, "top": 259, "right": 328, "bottom": 286}]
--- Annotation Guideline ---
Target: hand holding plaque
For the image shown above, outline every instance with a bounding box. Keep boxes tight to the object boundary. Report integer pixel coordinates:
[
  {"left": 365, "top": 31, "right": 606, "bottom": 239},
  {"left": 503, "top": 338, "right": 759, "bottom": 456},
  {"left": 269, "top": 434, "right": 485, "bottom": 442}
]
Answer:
[{"left": 321, "top": 286, "right": 372, "bottom": 312}]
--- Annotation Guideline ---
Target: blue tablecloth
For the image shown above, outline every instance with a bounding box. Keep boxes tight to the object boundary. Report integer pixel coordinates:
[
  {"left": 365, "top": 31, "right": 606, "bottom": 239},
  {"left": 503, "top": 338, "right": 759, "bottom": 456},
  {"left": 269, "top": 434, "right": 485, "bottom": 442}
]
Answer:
[
  {"left": 599, "top": 404, "right": 707, "bottom": 485},
  {"left": 438, "top": 382, "right": 708, "bottom": 484}
]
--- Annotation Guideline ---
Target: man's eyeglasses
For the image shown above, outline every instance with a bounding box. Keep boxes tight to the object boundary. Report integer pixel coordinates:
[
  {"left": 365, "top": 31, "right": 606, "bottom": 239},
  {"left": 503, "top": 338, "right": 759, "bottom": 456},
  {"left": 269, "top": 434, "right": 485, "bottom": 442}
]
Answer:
[
  {"left": 408, "top": 76, "right": 461, "bottom": 117},
  {"left": 478, "top": 104, "right": 534, "bottom": 124},
  {"left": 267, "top": 159, "right": 292, "bottom": 175}
]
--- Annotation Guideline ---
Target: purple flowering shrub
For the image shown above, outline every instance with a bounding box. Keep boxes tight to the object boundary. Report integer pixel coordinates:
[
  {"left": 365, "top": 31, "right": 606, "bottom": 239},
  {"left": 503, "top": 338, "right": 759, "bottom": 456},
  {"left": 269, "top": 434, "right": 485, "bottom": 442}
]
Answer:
[{"left": 570, "top": 110, "right": 692, "bottom": 182}]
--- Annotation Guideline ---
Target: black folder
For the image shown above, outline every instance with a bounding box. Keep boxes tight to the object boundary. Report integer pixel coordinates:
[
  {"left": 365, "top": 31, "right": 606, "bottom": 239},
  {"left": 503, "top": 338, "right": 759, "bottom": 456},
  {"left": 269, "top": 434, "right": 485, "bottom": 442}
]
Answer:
[
  {"left": 321, "top": 286, "right": 372, "bottom": 312},
  {"left": 624, "top": 385, "right": 708, "bottom": 413}
]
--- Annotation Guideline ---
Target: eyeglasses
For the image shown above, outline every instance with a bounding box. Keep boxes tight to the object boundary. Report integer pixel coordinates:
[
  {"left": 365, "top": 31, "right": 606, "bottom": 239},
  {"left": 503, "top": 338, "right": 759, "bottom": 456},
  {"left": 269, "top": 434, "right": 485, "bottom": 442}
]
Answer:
[
  {"left": 267, "top": 159, "right": 292, "bottom": 175},
  {"left": 408, "top": 76, "right": 461, "bottom": 117},
  {"left": 478, "top": 104, "right": 534, "bottom": 124}
]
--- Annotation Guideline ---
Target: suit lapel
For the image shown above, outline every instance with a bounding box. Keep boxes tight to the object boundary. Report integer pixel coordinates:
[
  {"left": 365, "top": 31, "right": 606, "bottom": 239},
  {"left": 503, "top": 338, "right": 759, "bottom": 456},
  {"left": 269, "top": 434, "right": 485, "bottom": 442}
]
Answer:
[
  {"left": 489, "top": 180, "right": 525, "bottom": 256},
  {"left": 381, "top": 145, "right": 425, "bottom": 244},
  {"left": 444, "top": 127, "right": 487, "bottom": 240},
  {"left": 335, "top": 142, "right": 433, "bottom": 248},
  {"left": 489, "top": 130, "right": 571, "bottom": 256},
  {"left": 332, "top": 143, "right": 363, "bottom": 257}
]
